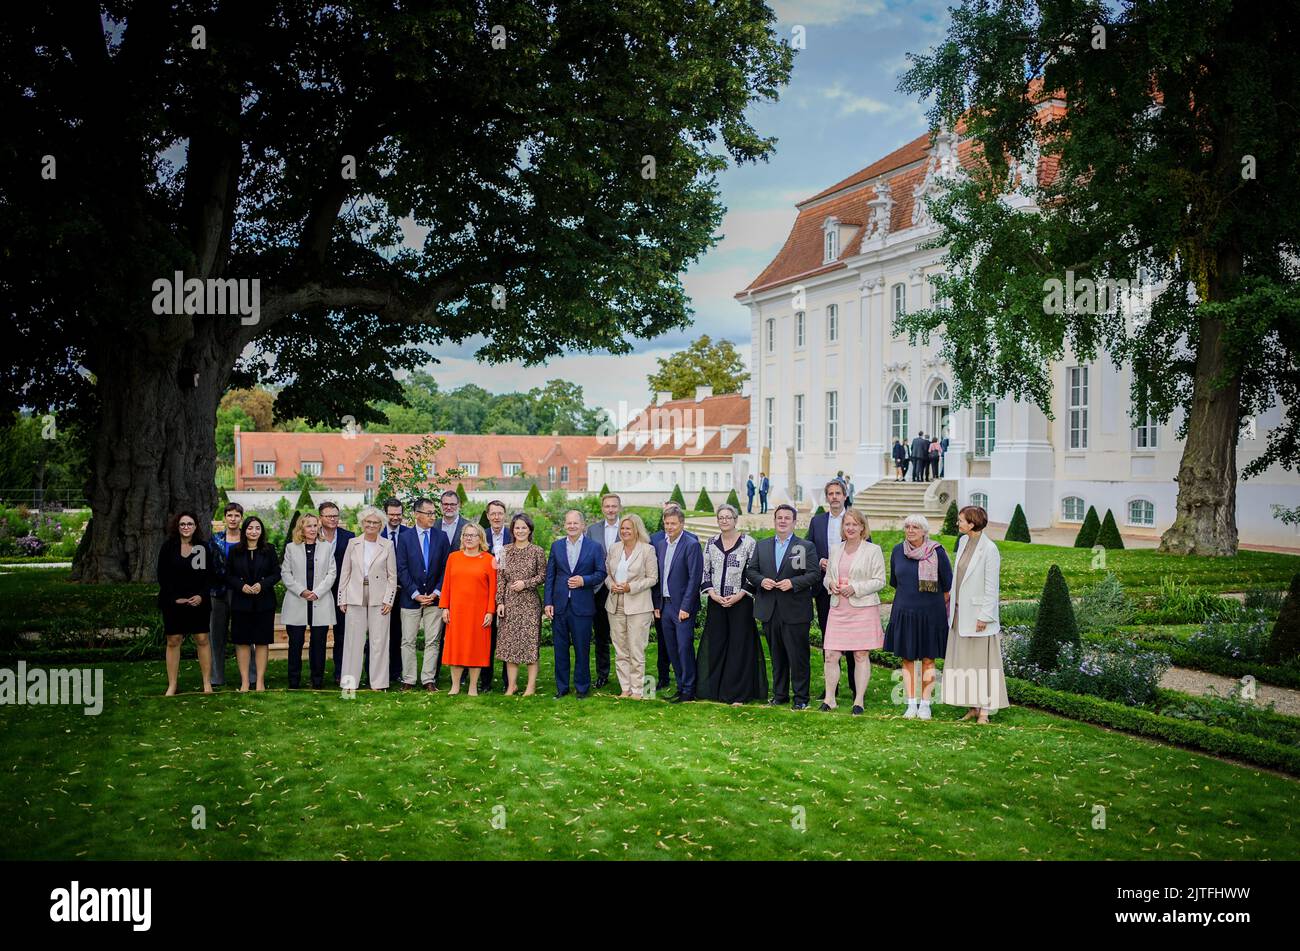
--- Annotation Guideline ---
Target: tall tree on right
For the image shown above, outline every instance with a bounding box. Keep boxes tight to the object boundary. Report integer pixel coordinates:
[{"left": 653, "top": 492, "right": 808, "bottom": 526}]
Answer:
[{"left": 899, "top": 1, "right": 1300, "bottom": 555}]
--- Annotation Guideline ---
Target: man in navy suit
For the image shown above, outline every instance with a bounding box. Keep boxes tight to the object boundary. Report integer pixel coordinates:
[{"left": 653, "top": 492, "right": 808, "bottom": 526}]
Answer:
[
  {"left": 544, "top": 510, "right": 607, "bottom": 699},
  {"left": 746, "top": 475, "right": 756, "bottom": 514},
  {"left": 651, "top": 504, "right": 703, "bottom": 702},
  {"left": 317, "top": 500, "right": 355, "bottom": 687},
  {"left": 648, "top": 510, "right": 673, "bottom": 692},
  {"left": 758, "top": 472, "right": 770, "bottom": 514},
  {"left": 808, "top": 480, "right": 857, "bottom": 698},
  {"left": 745, "top": 504, "right": 820, "bottom": 709},
  {"left": 379, "top": 498, "right": 407, "bottom": 684},
  {"left": 395, "top": 497, "right": 450, "bottom": 690},
  {"left": 910, "top": 431, "right": 928, "bottom": 482}
]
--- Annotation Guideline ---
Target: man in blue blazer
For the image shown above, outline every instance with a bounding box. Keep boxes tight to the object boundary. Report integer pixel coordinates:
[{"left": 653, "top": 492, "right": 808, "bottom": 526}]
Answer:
[
  {"left": 651, "top": 504, "right": 703, "bottom": 702},
  {"left": 808, "top": 480, "right": 857, "bottom": 698},
  {"left": 395, "top": 497, "right": 451, "bottom": 690},
  {"left": 317, "top": 501, "right": 355, "bottom": 687},
  {"left": 544, "top": 510, "right": 607, "bottom": 699}
]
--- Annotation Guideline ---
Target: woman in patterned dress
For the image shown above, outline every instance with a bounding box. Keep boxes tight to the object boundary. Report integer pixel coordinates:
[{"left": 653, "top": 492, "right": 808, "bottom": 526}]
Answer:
[
  {"left": 495, "top": 512, "right": 548, "bottom": 696},
  {"left": 695, "top": 504, "right": 768, "bottom": 705},
  {"left": 819, "top": 508, "right": 886, "bottom": 715}
]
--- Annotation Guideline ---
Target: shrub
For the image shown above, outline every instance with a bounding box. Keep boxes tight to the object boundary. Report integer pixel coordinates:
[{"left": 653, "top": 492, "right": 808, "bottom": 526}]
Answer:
[
  {"left": 1244, "top": 586, "right": 1286, "bottom": 618},
  {"left": 16, "top": 535, "right": 45, "bottom": 557},
  {"left": 1073, "top": 506, "right": 1100, "bottom": 548},
  {"left": 1267, "top": 573, "right": 1300, "bottom": 665},
  {"left": 1097, "top": 509, "right": 1124, "bottom": 549},
  {"left": 456, "top": 482, "right": 469, "bottom": 505},
  {"left": 524, "top": 483, "right": 543, "bottom": 508},
  {"left": 213, "top": 486, "right": 230, "bottom": 523},
  {"left": 1139, "top": 575, "right": 1234, "bottom": 624},
  {"left": 1157, "top": 687, "right": 1300, "bottom": 749},
  {"left": 942, "top": 501, "right": 958, "bottom": 536},
  {"left": 478, "top": 510, "right": 490, "bottom": 532},
  {"left": 813, "top": 505, "right": 825, "bottom": 516},
  {"left": 1005, "top": 503, "right": 1031, "bottom": 543},
  {"left": 669, "top": 484, "right": 686, "bottom": 507},
  {"left": 1074, "top": 572, "right": 1133, "bottom": 634},
  {"left": 1188, "top": 609, "right": 1274, "bottom": 663},
  {"left": 294, "top": 484, "right": 315, "bottom": 511},
  {"left": 646, "top": 508, "right": 663, "bottom": 535},
  {"left": 999, "top": 601, "right": 1039, "bottom": 626},
  {"left": 695, "top": 487, "right": 713, "bottom": 513},
  {"left": 1004, "top": 626, "right": 1169, "bottom": 706},
  {"left": 598, "top": 482, "right": 611, "bottom": 497},
  {"left": 726, "top": 488, "right": 741, "bottom": 509},
  {"left": 1029, "top": 564, "right": 1077, "bottom": 669}
]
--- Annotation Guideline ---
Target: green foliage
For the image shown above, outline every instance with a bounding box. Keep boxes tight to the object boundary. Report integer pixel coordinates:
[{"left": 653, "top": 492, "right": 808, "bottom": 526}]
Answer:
[
  {"left": 1004, "top": 627, "right": 1169, "bottom": 706},
  {"left": 1266, "top": 573, "right": 1300, "bottom": 665},
  {"left": 524, "top": 483, "right": 544, "bottom": 508},
  {"left": 942, "top": 501, "right": 958, "bottom": 536},
  {"left": 669, "top": 484, "right": 686, "bottom": 507},
  {"left": 598, "top": 483, "right": 611, "bottom": 497},
  {"left": 694, "top": 487, "right": 713, "bottom": 512},
  {"left": 813, "top": 505, "right": 825, "bottom": 516},
  {"left": 1005, "top": 503, "right": 1031, "bottom": 543},
  {"left": 646, "top": 334, "right": 749, "bottom": 400},
  {"left": 0, "top": 410, "right": 88, "bottom": 507},
  {"left": 725, "top": 488, "right": 741, "bottom": 509},
  {"left": 1074, "top": 573, "right": 1133, "bottom": 634},
  {"left": 215, "top": 405, "right": 255, "bottom": 463},
  {"left": 294, "top": 484, "right": 315, "bottom": 512},
  {"left": 456, "top": 482, "right": 469, "bottom": 505},
  {"left": 213, "top": 486, "right": 230, "bottom": 524},
  {"left": 1135, "top": 576, "right": 1236, "bottom": 625},
  {"left": 1073, "top": 506, "right": 1100, "bottom": 548},
  {"left": 478, "top": 509, "right": 491, "bottom": 533},
  {"left": 1097, "top": 509, "right": 1125, "bottom": 550},
  {"left": 375, "top": 435, "right": 461, "bottom": 511},
  {"left": 999, "top": 601, "right": 1039, "bottom": 627},
  {"left": 1029, "top": 565, "right": 1078, "bottom": 670}
]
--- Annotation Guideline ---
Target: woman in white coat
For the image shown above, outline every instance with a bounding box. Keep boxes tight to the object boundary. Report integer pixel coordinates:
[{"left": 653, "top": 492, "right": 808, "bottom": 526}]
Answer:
[
  {"left": 337, "top": 507, "right": 399, "bottom": 691},
  {"left": 941, "top": 505, "right": 1009, "bottom": 722},
  {"left": 280, "top": 513, "right": 337, "bottom": 689},
  {"left": 819, "top": 508, "right": 886, "bottom": 715}
]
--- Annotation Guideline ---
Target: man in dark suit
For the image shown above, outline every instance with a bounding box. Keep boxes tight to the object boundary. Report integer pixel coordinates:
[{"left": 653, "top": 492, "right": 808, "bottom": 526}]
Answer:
[
  {"left": 758, "top": 473, "right": 770, "bottom": 514},
  {"left": 808, "top": 480, "right": 857, "bottom": 699},
  {"left": 481, "top": 499, "right": 512, "bottom": 690},
  {"left": 892, "top": 438, "right": 908, "bottom": 481},
  {"left": 650, "top": 504, "right": 703, "bottom": 702},
  {"left": 584, "top": 493, "right": 622, "bottom": 690},
  {"left": 745, "top": 504, "right": 820, "bottom": 709},
  {"left": 648, "top": 511, "right": 673, "bottom": 693},
  {"left": 395, "top": 497, "right": 450, "bottom": 690},
  {"left": 317, "top": 500, "right": 355, "bottom": 686},
  {"left": 745, "top": 475, "right": 756, "bottom": 514},
  {"left": 378, "top": 497, "right": 406, "bottom": 685},
  {"left": 939, "top": 433, "right": 949, "bottom": 477},
  {"left": 544, "top": 510, "right": 607, "bottom": 699},
  {"left": 909, "top": 431, "right": 928, "bottom": 482},
  {"left": 436, "top": 489, "right": 473, "bottom": 550}
]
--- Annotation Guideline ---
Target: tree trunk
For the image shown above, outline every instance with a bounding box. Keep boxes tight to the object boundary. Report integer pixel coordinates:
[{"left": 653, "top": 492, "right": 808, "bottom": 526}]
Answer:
[
  {"left": 71, "top": 343, "right": 229, "bottom": 583},
  {"left": 1159, "top": 309, "right": 1242, "bottom": 557}
]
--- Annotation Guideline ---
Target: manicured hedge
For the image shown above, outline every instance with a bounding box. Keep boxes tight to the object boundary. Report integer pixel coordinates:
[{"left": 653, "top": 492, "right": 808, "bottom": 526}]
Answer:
[{"left": 1006, "top": 679, "right": 1300, "bottom": 776}]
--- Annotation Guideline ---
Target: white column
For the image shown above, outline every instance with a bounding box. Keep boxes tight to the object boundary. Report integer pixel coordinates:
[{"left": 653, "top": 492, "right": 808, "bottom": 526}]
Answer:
[{"left": 854, "top": 275, "right": 886, "bottom": 481}]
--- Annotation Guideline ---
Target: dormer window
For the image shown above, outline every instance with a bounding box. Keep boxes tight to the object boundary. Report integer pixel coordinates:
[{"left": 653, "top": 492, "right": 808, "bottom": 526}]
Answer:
[
  {"left": 823, "top": 217, "right": 840, "bottom": 263},
  {"left": 825, "top": 228, "right": 838, "bottom": 262}
]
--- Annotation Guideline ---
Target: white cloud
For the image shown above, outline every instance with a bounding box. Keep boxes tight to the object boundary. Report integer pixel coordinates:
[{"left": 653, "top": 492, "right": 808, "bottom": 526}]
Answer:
[
  {"left": 712, "top": 205, "right": 799, "bottom": 254},
  {"left": 771, "top": 0, "right": 884, "bottom": 26},
  {"left": 820, "top": 81, "right": 894, "bottom": 116}
]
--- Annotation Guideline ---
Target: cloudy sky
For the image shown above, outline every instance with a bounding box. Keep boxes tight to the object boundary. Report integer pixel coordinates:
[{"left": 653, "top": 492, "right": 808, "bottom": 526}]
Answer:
[{"left": 421, "top": 0, "right": 950, "bottom": 416}]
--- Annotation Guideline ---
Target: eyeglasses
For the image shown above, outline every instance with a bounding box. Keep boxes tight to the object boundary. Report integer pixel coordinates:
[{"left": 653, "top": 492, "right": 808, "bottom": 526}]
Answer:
[{"left": 415, "top": 509, "right": 435, "bottom": 516}]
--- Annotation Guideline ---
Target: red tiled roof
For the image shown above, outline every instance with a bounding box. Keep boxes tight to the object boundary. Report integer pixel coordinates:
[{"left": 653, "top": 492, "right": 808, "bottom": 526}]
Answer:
[{"left": 589, "top": 393, "right": 750, "bottom": 460}]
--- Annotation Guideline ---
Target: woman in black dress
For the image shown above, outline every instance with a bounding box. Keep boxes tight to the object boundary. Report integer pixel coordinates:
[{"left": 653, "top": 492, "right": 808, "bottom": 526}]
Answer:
[
  {"left": 156, "top": 511, "right": 214, "bottom": 695},
  {"left": 883, "top": 513, "right": 953, "bottom": 720},
  {"left": 695, "top": 504, "right": 768, "bottom": 705},
  {"left": 225, "top": 515, "right": 281, "bottom": 692}
]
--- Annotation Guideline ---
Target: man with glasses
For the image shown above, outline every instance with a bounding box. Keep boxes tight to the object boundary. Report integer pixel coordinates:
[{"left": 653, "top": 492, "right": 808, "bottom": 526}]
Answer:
[
  {"left": 395, "top": 498, "right": 451, "bottom": 690},
  {"left": 438, "top": 490, "right": 472, "bottom": 549},
  {"left": 379, "top": 498, "right": 407, "bottom": 685},
  {"left": 481, "top": 499, "right": 511, "bottom": 691},
  {"left": 317, "top": 501, "right": 355, "bottom": 686}
]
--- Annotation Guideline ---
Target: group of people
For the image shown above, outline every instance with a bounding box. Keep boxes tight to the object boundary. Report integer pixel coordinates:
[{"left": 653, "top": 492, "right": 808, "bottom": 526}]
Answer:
[
  {"left": 155, "top": 486, "right": 1009, "bottom": 721},
  {"left": 893, "top": 432, "right": 948, "bottom": 482}
]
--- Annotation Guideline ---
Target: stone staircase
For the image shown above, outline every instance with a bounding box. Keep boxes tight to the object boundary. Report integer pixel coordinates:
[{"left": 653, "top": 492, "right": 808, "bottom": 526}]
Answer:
[{"left": 852, "top": 478, "right": 952, "bottom": 529}]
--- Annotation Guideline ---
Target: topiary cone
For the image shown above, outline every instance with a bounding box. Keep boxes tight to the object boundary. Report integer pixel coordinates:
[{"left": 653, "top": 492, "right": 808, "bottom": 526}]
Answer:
[
  {"left": 1097, "top": 509, "right": 1125, "bottom": 549},
  {"left": 725, "top": 487, "right": 741, "bottom": 509},
  {"left": 1005, "top": 503, "right": 1032, "bottom": 543},
  {"left": 670, "top": 484, "right": 686, "bottom": 507},
  {"left": 1074, "top": 506, "right": 1100, "bottom": 548},
  {"left": 1266, "top": 572, "right": 1300, "bottom": 665},
  {"left": 695, "top": 487, "right": 713, "bottom": 512},
  {"left": 1029, "top": 564, "right": 1078, "bottom": 670},
  {"left": 942, "top": 501, "right": 959, "bottom": 536}
]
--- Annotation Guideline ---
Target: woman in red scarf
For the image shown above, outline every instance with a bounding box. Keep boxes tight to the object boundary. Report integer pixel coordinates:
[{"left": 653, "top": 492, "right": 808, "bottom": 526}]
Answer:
[{"left": 883, "top": 514, "right": 953, "bottom": 719}]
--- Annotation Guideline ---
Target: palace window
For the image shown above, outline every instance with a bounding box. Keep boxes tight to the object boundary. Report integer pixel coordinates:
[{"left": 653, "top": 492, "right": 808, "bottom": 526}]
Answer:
[
  {"left": 826, "top": 304, "right": 839, "bottom": 343},
  {"left": 766, "top": 318, "right": 775, "bottom": 352},
  {"left": 462, "top": 462, "right": 479, "bottom": 477},
  {"left": 970, "top": 492, "right": 988, "bottom": 510},
  {"left": 1062, "top": 496, "right": 1085, "bottom": 522},
  {"left": 974, "top": 402, "right": 996, "bottom": 457},
  {"left": 794, "top": 394, "right": 805, "bottom": 452},
  {"left": 365, "top": 464, "right": 375, "bottom": 482},
  {"left": 826, "top": 391, "right": 838, "bottom": 452},
  {"left": 795, "top": 311, "right": 806, "bottom": 348},
  {"left": 503, "top": 462, "right": 521, "bottom": 477},
  {"left": 1068, "top": 366, "right": 1089, "bottom": 449},
  {"left": 1128, "top": 499, "right": 1155, "bottom": 527},
  {"left": 888, "top": 383, "right": 909, "bottom": 445},
  {"left": 254, "top": 461, "right": 275, "bottom": 477}
]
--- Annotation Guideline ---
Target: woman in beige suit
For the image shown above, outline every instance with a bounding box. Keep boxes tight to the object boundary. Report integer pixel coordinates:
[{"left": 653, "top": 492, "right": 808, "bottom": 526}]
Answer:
[
  {"left": 942, "top": 505, "right": 1008, "bottom": 723},
  {"left": 604, "top": 513, "right": 659, "bottom": 698},
  {"left": 337, "top": 507, "right": 398, "bottom": 691},
  {"left": 820, "top": 508, "right": 886, "bottom": 715}
]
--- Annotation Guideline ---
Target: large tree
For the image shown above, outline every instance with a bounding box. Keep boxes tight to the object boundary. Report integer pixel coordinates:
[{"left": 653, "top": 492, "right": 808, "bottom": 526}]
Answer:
[
  {"left": 646, "top": 334, "right": 748, "bottom": 399},
  {"left": 898, "top": 0, "right": 1300, "bottom": 555},
  {"left": 2, "top": 1, "right": 793, "bottom": 580}
]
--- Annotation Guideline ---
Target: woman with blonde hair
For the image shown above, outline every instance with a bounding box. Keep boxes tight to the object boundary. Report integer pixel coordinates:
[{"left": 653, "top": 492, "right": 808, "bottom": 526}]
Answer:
[
  {"left": 281, "top": 512, "right": 337, "bottom": 689},
  {"left": 337, "top": 507, "right": 398, "bottom": 691},
  {"left": 883, "top": 513, "right": 952, "bottom": 720},
  {"left": 441, "top": 522, "right": 497, "bottom": 695},
  {"left": 819, "top": 508, "right": 885, "bottom": 715},
  {"left": 942, "top": 506, "right": 1008, "bottom": 723},
  {"left": 603, "top": 512, "right": 659, "bottom": 698}
]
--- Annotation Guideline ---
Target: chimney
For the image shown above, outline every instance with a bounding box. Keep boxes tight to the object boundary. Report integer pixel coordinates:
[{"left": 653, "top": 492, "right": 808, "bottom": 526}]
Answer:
[
  {"left": 655, "top": 391, "right": 672, "bottom": 405},
  {"left": 694, "top": 385, "right": 713, "bottom": 402}
]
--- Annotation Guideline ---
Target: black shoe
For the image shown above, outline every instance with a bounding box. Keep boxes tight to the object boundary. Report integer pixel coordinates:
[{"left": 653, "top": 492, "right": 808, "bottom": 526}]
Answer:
[
  {"left": 792, "top": 702, "right": 809, "bottom": 710},
  {"left": 767, "top": 698, "right": 786, "bottom": 707},
  {"left": 852, "top": 705, "right": 864, "bottom": 716},
  {"left": 594, "top": 676, "right": 609, "bottom": 689},
  {"left": 311, "top": 681, "right": 324, "bottom": 689},
  {"left": 656, "top": 679, "right": 669, "bottom": 691},
  {"left": 818, "top": 702, "right": 832, "bottom": 712},
  {"left": 576, "top": 692, "right": 588, "bottom": 700},
  {"left": 553, "top": 691, "right": 569, "bottom": 699}
]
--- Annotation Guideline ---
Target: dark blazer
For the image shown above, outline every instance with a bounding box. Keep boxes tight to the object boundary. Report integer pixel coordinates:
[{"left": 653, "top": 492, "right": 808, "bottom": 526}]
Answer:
[
  {"left": 650, "top": 531, "right": 703, "bottom": 618},
  {"left": 156, "top": 538, "right": 212, "bottom": 610},
  {"left": 910, "top": 435, "right": 928, "bottom": 459},
  {"left": 759, "top": 477, "right": 770, "bottom": 495},
  {"left": 436, "top": 516, "right": 473, "bottom": 550},
  {"left": 323, "top": 527, "right": 354, "bottom": 598},
  {"left": 746, "top": 478, "right": 755, "bottom": 497},
  {"left": 892, "top": 441, "right": 908, "bottom": 463},
  {"left": 225, "top": 546, "right": 281, "bottom": 613},
  {"left": 395, "top": 525, "right": 451, "bottom": 611},
  {"left": 744, "top": 534, "right": 820, "bottom": 624},
  {"left": 808, "top": 510, "right": 871, "bottom": 564},
  {"left": 485, "top": 522, "right": 512, "bottom": 555},
  {"left": 381, "top": 523, "right": 406, "bottom": 547},
  {"left": 544, "top": 536, "right": 607, "bottom": 616}
]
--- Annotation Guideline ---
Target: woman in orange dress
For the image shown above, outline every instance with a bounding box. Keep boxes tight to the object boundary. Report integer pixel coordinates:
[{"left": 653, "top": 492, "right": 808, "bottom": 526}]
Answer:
[{"left": 440, "top": 522, "right": 498, "bottom": 696}]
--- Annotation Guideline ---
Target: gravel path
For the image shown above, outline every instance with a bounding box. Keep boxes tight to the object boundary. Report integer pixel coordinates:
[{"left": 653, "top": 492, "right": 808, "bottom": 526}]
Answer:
[{"left": 1159, "top": 666, "right": 1300, "bottom": 716}]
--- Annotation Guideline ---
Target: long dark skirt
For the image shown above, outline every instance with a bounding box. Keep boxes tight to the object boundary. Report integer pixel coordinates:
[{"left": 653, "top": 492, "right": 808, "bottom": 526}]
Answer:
[{"left": 695, "top": 597, "right": 768, "bottom": 703}]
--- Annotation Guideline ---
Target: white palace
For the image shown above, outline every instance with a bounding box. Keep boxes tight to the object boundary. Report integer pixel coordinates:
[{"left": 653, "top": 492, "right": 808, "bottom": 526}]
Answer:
[{"left": 737, "top": 116, "right": 1298, "bottom": 548}]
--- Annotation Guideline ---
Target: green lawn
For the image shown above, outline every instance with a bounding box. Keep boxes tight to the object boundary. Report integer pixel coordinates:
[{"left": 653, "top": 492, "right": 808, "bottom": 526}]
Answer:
[{"left": 2, "top": 647, "right": 1297, "bottom": 860}]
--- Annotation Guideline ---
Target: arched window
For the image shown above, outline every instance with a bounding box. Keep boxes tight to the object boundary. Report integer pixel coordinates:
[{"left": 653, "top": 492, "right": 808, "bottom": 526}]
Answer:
[
  {"left": 970, "top": 492, "right": 988, "bottom": 510},
  {"left": 888, "top": 383, "right": 909, "bottom": 445},
  {"left": 1127, "top": 499, "right": 1155, "bottom": 527},
  {"left": 928, "top": 379, "right": 950, "bottom": 439},
  {"left": 1062, "top": 496, "right": 1085, "bottom": 522}
]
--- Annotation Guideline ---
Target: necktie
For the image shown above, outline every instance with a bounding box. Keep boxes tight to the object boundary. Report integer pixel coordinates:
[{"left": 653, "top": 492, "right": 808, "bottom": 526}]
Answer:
[{"left": 421, "top": 530, "right": 430, "bottom": 572}]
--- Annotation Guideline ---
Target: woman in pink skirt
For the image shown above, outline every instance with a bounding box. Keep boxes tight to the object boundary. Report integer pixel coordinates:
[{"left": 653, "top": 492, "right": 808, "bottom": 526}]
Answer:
[{"left": 820, "top": 508, "right": 887, "bottom": 715}]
